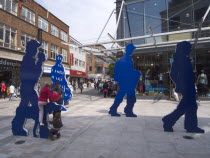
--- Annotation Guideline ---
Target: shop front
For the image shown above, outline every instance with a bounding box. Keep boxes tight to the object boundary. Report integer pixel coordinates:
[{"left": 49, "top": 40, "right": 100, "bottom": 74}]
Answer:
[
  {"left": 133, "top": 45, "right": 210, "bottom": 99},
  {"left": 0, "top": 57, "right": 21, "bottom": 87},
  {"left": 70, "top": 70, "right": 87, "bottom": 88}
]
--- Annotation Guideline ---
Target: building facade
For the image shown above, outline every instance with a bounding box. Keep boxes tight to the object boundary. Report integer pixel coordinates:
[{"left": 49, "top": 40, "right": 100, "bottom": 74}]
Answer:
[
  {"left": 69, "top": 36, "right": 87, "bottom": 88},
  {"left": 0, "top": 0, "right": 70, "bottom": 88},
  {"left": 86, "top": 45, "right": 109, "bottom": 81},
  {"left": 116, "top": 0, "right": 210, "bottom": 98}
]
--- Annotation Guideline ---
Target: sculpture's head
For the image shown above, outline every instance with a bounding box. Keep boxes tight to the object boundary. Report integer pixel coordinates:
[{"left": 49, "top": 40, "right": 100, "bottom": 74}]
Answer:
[
  {"left": 26, "top": 40, "right": 42, "bottom": 57},
  {"left": 56, "top": 54, "right": 63, "bottom": 64},
  {"left": 176, "top": 41, "right": 192, "bottom": 56},
  {"left": 125, "top": 43, "right": 136, "bottom": 56}
]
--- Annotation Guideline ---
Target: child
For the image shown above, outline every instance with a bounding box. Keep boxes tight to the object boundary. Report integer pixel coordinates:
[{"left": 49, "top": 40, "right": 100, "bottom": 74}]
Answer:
[{"left": 48, "top": 112, "right": 63, "bottom": 141}]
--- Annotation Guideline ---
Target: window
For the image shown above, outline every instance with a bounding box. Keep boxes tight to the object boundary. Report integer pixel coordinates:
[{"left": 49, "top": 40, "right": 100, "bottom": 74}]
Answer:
[
  {"left": 79, "top": 60, "right": 82, "bottom": 67},
  {"left": 38, "top": 16, "right": 48, "bottom": 32},
  {"left": 96, "top": 67, "right": 103, "bottom": 73},
  {"left": 61, "top": 48, "right": 67, "bottom": 62},
  {"left": 89, "top": 66, "right": 92, "bottom": 71},
  {"left": 21, "top": 6, "right": 35, "bottom": 25},
  {"left": 0, "top": 0, "right": 17, "bottom": 15},
  {"left": 0, "top": 23, "right": 17, "bottom": 49},
  {"left": 88, "top": 57, "right": 92, "bottom": 63},
  {"left": 21, "top": 32, "right": 34, "bottom": 51},
  {"left": 74, "top": 58, "right": 78, "bottom": 66},
  {"left": 51, "top": 44, "right": 58, "bottom": 59},
  {"left": 42, "top": 41, "right": 48, "bottom": 56},
  {"left": 82, "top": 61, "right": 85, "bottom": 67},
  {"left": 60, "top": 30, "right": 67, "bottom": 42},
  {"left": 51, "top": 24, "right": 58, "bottom": 37}
]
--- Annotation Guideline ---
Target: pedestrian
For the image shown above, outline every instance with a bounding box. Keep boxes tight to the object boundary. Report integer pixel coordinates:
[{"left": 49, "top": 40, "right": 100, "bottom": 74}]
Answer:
[
  {"left": 79, "top": 82, "right": 84, "bottom": 93},
  {"left": 162, "top": 41, "right": 204, "bottom": 133},
  {"left": 197, "top": 70, "right": 208, "bottom": 96},
  {"left": 1, "top": 81, "right": 6, "bottom": 99},
  {"left": 38, "top": 83, "right": 51, "bottom": 126},
  {"left": 9, "top": 83, "right": 15, "bottom": 101},
  {"left": 103, "top": 81, "right": 108, "bottom": 98},
  {"left": 109, "top": 43, "right": 141, "bottom": 117}
]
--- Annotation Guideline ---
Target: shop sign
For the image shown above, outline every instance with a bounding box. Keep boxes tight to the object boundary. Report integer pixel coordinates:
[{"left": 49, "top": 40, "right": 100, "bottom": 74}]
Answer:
[
  {"left": 0, "top": 58, "right": 21, "bottom": 71},
  {"left": 43, "top": 65, "right": 70, "bottom": 75},
  {"left": 70, "top": 70, "right": 86, "bottom": 77}
]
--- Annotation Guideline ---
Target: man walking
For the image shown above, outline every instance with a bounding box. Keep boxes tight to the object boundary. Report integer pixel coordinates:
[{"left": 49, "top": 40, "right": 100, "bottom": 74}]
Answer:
[
  {"left": 108, "top": 43, "right": 141, "bottom": 117},
  {"left": 9, "top": 83, "right": 15, "bottom": 101},
  {"left": 162, "top": 41, "right": 204, "bottom": 133}
]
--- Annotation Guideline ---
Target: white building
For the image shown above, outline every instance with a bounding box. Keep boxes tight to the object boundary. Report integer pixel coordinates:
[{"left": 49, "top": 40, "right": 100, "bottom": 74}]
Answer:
[{"left": 69, "top": 36, "right": 87, "bottom": 87}]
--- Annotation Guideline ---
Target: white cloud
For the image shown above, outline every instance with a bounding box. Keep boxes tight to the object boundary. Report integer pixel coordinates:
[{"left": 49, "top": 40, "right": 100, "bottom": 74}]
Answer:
[{"left": 35, "top": 0, "right": 116, "bottom": 45}]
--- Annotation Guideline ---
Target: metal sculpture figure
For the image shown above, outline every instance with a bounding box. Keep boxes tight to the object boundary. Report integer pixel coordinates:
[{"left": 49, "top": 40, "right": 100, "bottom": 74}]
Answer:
[
  {"left": 162, "top": 41, "right": 204, "bottom": 133},
  {"left": 109, "top": 43, "right": 141, "bottom": 117},
  {"left": 50, "top": 54, "right": 72, "bottom": 105},
  {"left": 12, "top": 40, "right": 46, "bottom": 137}
]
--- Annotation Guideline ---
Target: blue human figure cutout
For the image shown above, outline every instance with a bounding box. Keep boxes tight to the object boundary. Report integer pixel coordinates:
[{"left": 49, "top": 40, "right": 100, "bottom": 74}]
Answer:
[
  {"left": 12, "top": 40, "right": 46, "bottom": 137},
  {"left": 162, "top": 41, "right": 204, "bottom": 133},
  {"left": 109, "top": 43, "right": 141, "bottom": 117},
  {"left": 50, "top": 54, "right": 72, "bottom": 104}
]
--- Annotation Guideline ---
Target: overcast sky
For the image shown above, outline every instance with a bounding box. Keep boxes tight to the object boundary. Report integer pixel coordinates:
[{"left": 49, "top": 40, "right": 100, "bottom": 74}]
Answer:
[{"left": 35, "top": 0, "right": 116, "bottom": 45}]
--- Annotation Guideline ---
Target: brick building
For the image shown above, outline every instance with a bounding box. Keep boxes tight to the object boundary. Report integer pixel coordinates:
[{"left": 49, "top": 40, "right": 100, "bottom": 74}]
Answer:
[
  {"left": 0, "top": 0, "right": 70, "bottom": 88},
  {"left": 86, "top": 45, "right": 109, "bottom": 81}
]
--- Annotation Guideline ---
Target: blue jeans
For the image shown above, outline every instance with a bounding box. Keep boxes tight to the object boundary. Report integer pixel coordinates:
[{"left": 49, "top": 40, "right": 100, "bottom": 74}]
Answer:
[{"left": 9, "top": 93, "right": 14, "bottom": 101}]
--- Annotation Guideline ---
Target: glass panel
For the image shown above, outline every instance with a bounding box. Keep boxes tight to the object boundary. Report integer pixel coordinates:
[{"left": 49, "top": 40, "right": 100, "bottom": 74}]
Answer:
[
  {"left": 166, "top": 0, "right": 194, "bottom": 31},
  {"left": 12, "top": 2, "right": 17, "bottom": 14},
  {"left": 0, "top": 27, "right": 3, "bottom": 40},
  {"left": 6, "top": 0, "right": 11, "bottom": 12},
  {"left": 21, "top": 34, "right": 25, "bottom": 47},
  {"left": 144, "top": 0, "right": 167, "bottom": 44},
  {"left": 124, "top": 1, "right": 144, "bottom": 45},
  {"left": 0, "top": 0, "right": 4, "bottom": 9},
  {"left": 10, "top": 31, "right": 15, "bottom": 46}
]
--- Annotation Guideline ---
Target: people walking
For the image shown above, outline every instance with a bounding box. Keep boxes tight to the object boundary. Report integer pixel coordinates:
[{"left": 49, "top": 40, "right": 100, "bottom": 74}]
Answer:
[
  {"left": 109, "top": 43, "right": 141, "bottom": 117},
  {"left": 103, "top": 81, "right": 108, "bottom": 98},
  {"left": 9, "top": 83, "right": 15, "bottom": 101},
  {"left": 162, "top": 41, "right": 204, "bottom": 133},
  {"left": 197, "top": 70, "right": 208, "bottom": 96}
]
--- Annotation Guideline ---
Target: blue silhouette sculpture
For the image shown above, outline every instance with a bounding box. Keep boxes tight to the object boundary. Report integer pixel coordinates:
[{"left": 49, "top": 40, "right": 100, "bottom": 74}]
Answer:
[
  {"left": 162, "top": 41, "right": 204, "bottom": 133},
  {"left": 50, "top": 55, "right": 72, "bottom": 104},
  {"left": 12, "top": 40, "right": 46, "bottom": 137},
  {"left": 109, "top": 43, "right": 141, "bottom": 117}
]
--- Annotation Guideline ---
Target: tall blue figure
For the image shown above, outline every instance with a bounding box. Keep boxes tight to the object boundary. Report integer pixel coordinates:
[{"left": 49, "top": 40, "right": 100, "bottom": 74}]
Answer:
[
  {"left": 162, "top": 41, "right": 204, "bottom": 133},
  {"left": 12, "top": 40, "right": 46, "bottom": 137},
  {"left": 50, "top": 54, "right": 72, "bottom": 104},
  {"left": 109, "top": 43, "right": 141, "bottom": 117}
]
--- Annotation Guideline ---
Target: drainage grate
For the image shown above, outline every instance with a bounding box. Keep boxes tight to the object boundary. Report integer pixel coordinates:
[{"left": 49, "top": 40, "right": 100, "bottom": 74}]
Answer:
[
  {"left": 15, "top": 140, "right": 25, "bottom": 145},
  {"left": 183, "top": 136, "right": 194, "bottom": 140}
]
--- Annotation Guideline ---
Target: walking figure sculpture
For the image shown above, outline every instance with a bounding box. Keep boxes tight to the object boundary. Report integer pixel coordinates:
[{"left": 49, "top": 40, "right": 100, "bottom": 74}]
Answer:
[
  {"left": 50, "top": 54, "right": 72, "bottom": 105},
  {"left": 12, "top": 40, "right": 46, "bottom": 137},
  {"left": 109, "top": 43, "right": 141, "bottom": 117},
  {"left": 162, "top": 41, "right": 205, "bottom": 133}
]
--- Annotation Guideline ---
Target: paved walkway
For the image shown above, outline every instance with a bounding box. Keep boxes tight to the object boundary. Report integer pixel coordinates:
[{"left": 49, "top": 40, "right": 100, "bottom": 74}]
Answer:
[{"left": 0, "top": 88, "right": 210, "bottom": 158}]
